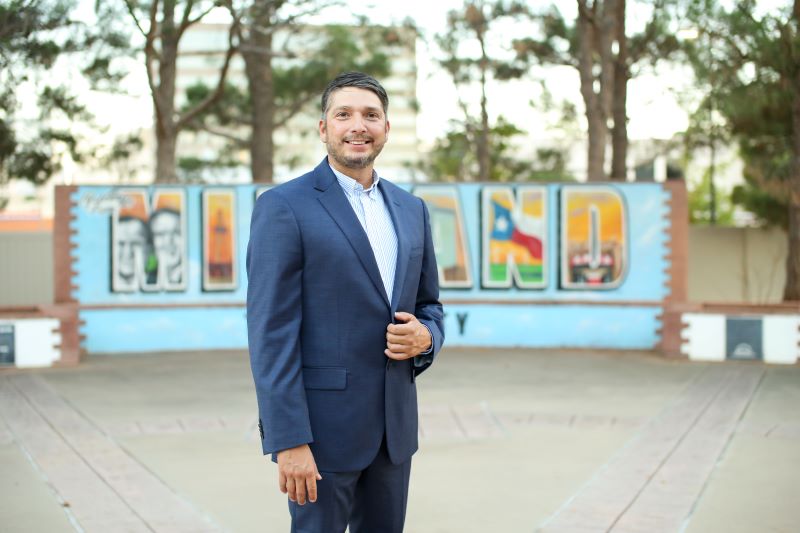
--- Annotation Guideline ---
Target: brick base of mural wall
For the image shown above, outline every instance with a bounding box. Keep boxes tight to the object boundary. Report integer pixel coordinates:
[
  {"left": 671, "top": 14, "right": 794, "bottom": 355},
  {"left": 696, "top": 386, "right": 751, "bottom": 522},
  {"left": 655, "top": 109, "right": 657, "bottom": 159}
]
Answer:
[{"left": 48, "top": 181, "right": 799, "bottom": 365}]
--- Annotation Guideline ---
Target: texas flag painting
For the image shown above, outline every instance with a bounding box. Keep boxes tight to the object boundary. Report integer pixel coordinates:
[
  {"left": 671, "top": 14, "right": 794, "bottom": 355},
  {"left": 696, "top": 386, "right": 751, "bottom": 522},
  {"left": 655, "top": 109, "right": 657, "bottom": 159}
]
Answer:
[{"left": 482, "top": 187, "right": 547, "bottom": 288}]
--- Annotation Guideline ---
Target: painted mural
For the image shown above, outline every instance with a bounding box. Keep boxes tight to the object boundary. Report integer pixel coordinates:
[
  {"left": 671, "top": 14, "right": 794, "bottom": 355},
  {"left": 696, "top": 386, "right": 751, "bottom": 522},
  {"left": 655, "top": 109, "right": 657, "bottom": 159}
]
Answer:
[
  {"left": 71, "top": 182, "right": 671, "bottom": 353},
  {"left": 203, "top": 190, "right": 237, "bottom": 291},
  {"left": 415, "top": 187, "right": 472, "bottom": 288},
  {"left": 481, "top": 186, "right": 547, "bottom": 289},
  {"left": 111, "top": 188, "right": 187, "bottom": 292},
  {"left": 560, "top": 187, "right": 627, "bottom": 289}
]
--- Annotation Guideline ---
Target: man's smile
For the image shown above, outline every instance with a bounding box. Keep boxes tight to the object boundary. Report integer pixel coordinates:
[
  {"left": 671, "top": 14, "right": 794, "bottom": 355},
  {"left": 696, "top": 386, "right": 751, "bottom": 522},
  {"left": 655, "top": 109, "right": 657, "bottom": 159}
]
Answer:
[{"left": 344, "top": 137, "right": 372, "bottom": 146}]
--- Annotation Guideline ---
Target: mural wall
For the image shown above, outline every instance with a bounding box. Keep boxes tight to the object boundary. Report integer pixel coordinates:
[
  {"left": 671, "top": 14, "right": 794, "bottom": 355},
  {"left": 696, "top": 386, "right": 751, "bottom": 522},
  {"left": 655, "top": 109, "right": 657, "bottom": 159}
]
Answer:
[{"left": 62, "top": 182, "right": 678, "bottom": 354}]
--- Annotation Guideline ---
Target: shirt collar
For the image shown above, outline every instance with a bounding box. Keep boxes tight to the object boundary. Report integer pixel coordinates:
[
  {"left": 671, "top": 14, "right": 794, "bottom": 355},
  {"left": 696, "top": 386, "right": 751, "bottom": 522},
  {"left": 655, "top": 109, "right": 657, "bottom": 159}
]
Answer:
[{"left": 329, "top": 164, "right": 380, "bottom": 197}]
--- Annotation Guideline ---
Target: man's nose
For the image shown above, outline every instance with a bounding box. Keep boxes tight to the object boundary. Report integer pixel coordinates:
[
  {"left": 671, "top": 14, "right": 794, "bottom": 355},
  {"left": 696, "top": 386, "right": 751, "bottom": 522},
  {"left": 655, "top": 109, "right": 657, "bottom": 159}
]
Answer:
[{"left": 350, "top": 114, "right": 367, "bottom": 132}]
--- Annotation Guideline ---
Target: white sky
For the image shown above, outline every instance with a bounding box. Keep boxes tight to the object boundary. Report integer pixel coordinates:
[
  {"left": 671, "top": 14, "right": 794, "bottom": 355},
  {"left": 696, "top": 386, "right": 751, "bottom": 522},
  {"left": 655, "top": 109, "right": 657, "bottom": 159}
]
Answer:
[
  {"left": 311, "top": 1, "right": 693, "bottom": 143},
  {"left": 74, "top": 0, "right": 780, "bottom": 152}
]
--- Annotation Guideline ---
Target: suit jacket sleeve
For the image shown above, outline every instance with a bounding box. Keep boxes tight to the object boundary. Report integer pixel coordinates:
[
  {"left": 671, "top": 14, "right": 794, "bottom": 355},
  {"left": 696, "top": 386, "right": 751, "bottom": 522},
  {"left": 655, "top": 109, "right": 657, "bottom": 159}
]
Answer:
[
  {"left": 413, "top": 198, "right": 445, "bottom": 376},
  {"left": 246, "top": 190, "right": 312, "bottom": 455}
]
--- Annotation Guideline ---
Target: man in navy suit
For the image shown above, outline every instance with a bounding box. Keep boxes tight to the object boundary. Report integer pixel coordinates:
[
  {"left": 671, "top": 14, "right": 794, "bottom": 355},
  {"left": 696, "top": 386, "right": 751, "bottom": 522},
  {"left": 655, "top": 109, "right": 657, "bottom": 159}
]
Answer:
[{"left": 247, "top": 71, "right": 444, "bottom": 532}]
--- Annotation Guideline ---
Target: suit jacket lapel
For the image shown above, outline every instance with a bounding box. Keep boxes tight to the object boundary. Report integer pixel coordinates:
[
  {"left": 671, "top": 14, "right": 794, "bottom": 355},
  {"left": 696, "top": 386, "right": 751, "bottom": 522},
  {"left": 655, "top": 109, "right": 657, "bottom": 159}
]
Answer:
[
  {"left": 313, "top": 160, "right": 390, "bottom": 306},
  {"left": 380, "top": 180, "right": 410, "bottom": 314}
]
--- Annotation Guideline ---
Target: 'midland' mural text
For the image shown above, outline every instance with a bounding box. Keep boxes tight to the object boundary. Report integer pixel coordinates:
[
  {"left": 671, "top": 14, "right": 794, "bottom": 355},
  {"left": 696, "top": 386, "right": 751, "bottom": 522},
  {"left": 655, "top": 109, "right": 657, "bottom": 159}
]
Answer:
[{"left": 97, "top": 184, "right": 630, "bottom": 293}]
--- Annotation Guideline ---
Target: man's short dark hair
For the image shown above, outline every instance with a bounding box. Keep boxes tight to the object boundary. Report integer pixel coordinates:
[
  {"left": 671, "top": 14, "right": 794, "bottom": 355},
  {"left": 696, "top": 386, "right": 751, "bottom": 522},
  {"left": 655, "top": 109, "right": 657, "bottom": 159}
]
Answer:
[{"left": 321, "top": 72, "right": 389, "bottom": 118}]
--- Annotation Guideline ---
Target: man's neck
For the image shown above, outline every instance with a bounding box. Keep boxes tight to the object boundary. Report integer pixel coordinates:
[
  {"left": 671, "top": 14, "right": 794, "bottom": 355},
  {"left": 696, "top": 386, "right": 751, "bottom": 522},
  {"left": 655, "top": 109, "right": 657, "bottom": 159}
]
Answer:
[{"left": 327, "top": 157, "right": 374, "bottom": 188}]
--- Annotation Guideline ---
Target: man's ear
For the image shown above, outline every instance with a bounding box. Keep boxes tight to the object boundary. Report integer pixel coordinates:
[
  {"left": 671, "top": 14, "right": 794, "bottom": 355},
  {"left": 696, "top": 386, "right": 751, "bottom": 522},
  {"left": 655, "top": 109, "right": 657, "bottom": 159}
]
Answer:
[
  {"left": 385, "top": 119, "right": 390, "bottom": 136},
  {"left": 318, "top": 119, "right": 327, "bottom": 143}
]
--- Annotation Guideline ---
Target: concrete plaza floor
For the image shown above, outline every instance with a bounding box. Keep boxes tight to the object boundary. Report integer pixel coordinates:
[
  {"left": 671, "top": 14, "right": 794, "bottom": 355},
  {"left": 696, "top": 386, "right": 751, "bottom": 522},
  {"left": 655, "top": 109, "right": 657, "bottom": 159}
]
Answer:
[{"left": 1, "top": 348, "right": 798, "bottom": 533}]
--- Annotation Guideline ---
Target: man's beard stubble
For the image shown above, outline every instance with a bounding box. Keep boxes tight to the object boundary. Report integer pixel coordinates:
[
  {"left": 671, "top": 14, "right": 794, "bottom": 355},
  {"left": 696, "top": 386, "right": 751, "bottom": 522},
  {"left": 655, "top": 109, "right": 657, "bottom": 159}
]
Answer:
[{"left": 325, "top": 131, "right": 386, "bottom": 170}]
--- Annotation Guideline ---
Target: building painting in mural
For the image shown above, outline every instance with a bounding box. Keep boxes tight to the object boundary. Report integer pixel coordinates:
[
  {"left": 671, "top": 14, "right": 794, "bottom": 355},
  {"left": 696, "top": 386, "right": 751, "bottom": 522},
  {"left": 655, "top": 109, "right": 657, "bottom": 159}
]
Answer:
[
  {"left": 112, "top": 189, "right": 187, "bottom": 292},
  {"left": 202, "top": 190, "right": 238, "bottom": 291},
  {"left": 107, "top": 184, "right": 629, "bottom": 293}
]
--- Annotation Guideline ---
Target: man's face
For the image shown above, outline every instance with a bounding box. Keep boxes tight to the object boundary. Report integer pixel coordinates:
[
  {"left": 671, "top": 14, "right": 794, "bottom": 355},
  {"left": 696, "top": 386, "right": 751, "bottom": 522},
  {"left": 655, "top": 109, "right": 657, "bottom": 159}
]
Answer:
[
  {"left": 116, "top": 218, "right": 147, "bottom": 278},
  {"left": 150, "top": 211, "right": 182, "bottom": 268},
  {"left": 319, "top": 87, "right": 390, "bottom": 171}
]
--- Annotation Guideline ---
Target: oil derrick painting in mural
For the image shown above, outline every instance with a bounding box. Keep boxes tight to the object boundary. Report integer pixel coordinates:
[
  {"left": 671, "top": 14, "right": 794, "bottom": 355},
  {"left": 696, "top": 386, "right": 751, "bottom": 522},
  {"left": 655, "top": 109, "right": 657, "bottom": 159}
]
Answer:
[
  {"left": 203, "top": 189, "right": 237, "bottom": 291},
  {"left": 111, "top": 189, "right": 187, "bottom": 292},
  {"left": 561, "top": 187, "right": 627, "bottom": 289},
  {"left": 417, "top": 187, "right": 473, "bottom": 288},
  {"left": 482, "top": 187, "right": 547, "bottom": 288}
]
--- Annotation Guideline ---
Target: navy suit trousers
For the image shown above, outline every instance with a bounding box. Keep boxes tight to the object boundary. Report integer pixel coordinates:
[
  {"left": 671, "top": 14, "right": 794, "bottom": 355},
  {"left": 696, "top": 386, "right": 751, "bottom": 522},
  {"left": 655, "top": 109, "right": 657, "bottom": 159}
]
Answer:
[{"left": 288, "top": 436, "right": 412, "bottom": 533}]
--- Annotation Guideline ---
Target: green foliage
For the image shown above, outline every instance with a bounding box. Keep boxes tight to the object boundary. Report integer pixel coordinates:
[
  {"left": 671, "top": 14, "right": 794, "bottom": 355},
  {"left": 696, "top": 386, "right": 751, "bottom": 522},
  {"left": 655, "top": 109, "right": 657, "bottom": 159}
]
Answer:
[
  {"left": 682, "top": 0, "right": 797, "bottom": 228},
  {"left": 511, "top": 2, "right": 680, "bottom": 76},
  {"left": 273, "top": 24, "right": 394, "bottom": 120},
  {"left": 432, "top": 1, "right": 538, "bottom": 181},
  {"left": 510, "top": 5, "right": 577, "bottom": 67},
  {"left": 436, "top": 1, "right": 534, "bottom": 83},
  {"left": 183, "top": 23, "right": 397, "bottom": 164},
  {"left": 421, "top": 116, "right": 575, "bottom": 182},
  {"left": 184, "top": 82, "right": 250, "bottom": 133},
  {"left": 687, "top": 167, "right": 735, "bottom": 225},
  {"left": 0, "top": 0, "right": 131, "bottom": 189},
  {"left": 178, "top": 155, "right": 241, "bottom": 182},
  {"left": 731, "top": 182, "right": 788, "bottom": 228}
]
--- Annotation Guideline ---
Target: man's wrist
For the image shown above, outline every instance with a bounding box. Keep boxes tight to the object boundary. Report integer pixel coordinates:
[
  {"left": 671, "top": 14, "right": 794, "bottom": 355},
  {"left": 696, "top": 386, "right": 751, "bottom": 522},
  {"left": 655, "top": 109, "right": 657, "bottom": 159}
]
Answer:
[{"left": 418, "top": 323, "right": 433, "bottom": 356}]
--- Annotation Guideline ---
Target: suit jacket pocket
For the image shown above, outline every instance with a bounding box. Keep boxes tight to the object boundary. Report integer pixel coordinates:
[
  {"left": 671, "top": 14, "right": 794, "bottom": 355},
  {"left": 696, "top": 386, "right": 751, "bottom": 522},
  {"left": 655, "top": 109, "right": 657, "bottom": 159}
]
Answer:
[{"left": 303, "top": 366, "right": 347, "bottom": 390}]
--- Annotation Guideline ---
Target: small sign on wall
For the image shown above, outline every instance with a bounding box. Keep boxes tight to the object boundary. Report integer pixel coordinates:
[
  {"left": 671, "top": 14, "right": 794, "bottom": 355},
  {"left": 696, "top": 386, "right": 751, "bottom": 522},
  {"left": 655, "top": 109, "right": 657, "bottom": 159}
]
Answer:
[
  {"left": 0, "top": 324, "right": 14, "bottom": 364},
  {"left": 726, "top": 317, "right": 762, "bottom": 360}
]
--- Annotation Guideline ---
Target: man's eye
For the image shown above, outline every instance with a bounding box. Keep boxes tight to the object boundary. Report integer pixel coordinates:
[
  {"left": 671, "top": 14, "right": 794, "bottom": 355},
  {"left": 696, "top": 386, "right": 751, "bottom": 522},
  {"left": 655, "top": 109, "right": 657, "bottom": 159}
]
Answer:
[{"left": 336, "top": 112, "right": 349, "bottom": 118}]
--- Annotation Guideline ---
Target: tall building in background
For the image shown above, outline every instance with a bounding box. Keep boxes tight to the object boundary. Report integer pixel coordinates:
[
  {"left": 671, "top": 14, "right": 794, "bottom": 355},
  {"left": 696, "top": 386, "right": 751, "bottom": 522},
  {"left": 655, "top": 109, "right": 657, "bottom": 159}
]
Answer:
[{"left": 175, "top": 22, "right": 420, "bottom": 183}]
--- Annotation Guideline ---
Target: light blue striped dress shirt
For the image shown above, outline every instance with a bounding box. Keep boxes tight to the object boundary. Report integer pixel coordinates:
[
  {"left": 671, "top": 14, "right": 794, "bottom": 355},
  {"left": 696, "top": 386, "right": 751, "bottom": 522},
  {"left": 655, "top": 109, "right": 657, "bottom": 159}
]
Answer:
[
  {"left": 330, "top": 165, "right": 433, "bottom": 362},
  {"left": 330, "top": 165, "right": 398, "bottom": 302}
]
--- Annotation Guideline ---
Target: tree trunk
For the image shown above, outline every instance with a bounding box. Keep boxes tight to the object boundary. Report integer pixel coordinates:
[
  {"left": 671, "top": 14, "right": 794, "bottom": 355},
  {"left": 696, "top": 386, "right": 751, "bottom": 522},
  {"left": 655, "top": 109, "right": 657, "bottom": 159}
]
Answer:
[
  {"left": 783, "top": 0, "right": 800, "bottom": 301},
  {"left": 598, "top": 0, "right": 616, "bottom": 124},
  {"left": 243, "top": 23, "right": 274, "bottom": 183},
  {"left": 783, "top": 0, "right": 800, "bottom": 300},
  {"left": 610, "top": 0, "right": 627, "bottom": 181},
  {"left": 577, "top": 0, "right": 615, "bottom": 181},
  {"left": 154, "top": 2, "right": 179, "bottom": 183},
  {"left": 139, "top": 1, "right": 233, "bottom": 184},
  {"left": 785, "top": 196, "right": 800, "bottom": 301},
  {"left": 477, "top": 31, "right": 490, "bottom": 182},
  {"left": 477, "top": 72, "right": 490, "bottom": 181},
  {"left": 586, "top": 100, "right": 607, "bottom": 181},
  {"left": 155, "top": 124, "right": 178, "bottom": 183}
]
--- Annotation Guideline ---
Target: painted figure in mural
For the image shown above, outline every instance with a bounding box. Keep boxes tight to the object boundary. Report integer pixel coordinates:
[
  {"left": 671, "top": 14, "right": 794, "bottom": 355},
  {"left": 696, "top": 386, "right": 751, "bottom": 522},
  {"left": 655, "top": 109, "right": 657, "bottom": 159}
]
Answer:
[
  {"left": 246, "top": 72, "right": 444, "bottom": 533},
  {"left": 149, "top": 208, "right": 183, "bottom": 285},
  {"left": 114, "top": 216, "right": 149, "bottom": 291}
]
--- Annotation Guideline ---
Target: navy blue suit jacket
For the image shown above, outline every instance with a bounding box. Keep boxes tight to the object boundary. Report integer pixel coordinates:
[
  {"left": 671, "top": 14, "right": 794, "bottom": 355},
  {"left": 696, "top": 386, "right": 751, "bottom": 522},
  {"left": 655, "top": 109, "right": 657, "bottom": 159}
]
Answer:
[{"left": 246, "top": 158, "right": 444, "bottom": 472}]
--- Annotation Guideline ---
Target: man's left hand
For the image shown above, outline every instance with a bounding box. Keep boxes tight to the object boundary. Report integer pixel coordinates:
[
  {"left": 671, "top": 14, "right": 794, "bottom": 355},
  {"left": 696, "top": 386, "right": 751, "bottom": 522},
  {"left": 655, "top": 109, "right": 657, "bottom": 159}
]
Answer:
[{"left": 385, "top": 312, "right": 431, "bottom": 360}]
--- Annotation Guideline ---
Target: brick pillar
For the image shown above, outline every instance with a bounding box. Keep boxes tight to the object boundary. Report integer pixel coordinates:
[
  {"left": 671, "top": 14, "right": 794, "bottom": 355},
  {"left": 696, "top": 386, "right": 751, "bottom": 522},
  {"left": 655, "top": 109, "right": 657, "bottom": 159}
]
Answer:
[
  {"left": 658, "top": 180, "right": 690, "bottom": 358},
  {"left": 51, "top": 186, "right": 82, "bottom": 365}
]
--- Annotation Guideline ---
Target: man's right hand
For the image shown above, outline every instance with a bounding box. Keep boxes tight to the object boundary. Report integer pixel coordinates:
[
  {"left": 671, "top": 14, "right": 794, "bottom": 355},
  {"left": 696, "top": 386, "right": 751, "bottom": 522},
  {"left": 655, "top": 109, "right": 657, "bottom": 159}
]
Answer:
[{"left": 277, "top": 444, "right": 322, "bottom": 505}]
